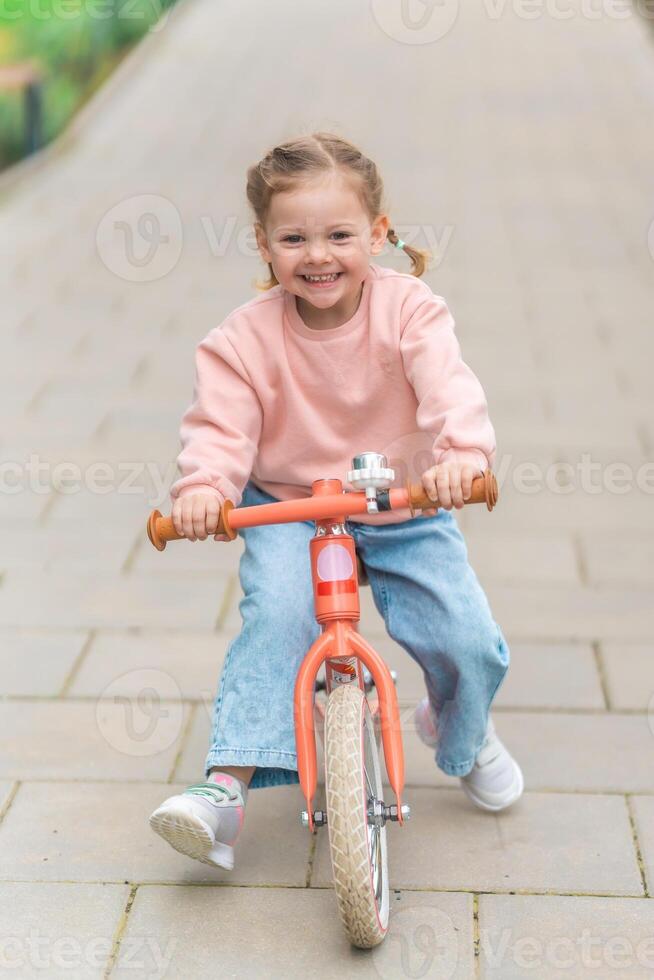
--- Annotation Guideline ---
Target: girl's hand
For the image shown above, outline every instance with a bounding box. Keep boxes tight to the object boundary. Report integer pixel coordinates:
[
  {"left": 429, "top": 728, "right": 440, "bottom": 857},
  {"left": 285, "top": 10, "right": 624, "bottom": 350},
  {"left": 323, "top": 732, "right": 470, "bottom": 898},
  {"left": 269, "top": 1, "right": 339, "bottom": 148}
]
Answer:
[
  {"left": 420, "top": 462, "right": 479, "bottom": 512},
  {"left": 172, "top": 493, "right": 230, "bottom": 542}
]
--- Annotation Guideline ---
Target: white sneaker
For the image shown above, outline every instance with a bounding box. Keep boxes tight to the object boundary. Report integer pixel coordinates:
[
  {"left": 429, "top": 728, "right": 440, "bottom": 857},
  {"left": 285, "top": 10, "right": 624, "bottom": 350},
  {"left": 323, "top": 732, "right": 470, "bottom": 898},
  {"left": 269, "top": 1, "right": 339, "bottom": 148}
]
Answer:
[
  {"left": 149, "top": 781, "right": 246, "bottom": 870},
  {"left": 415, "top": 699, "right": 523, "bottom": 812},
  {"left": 460, "top": 717, "right": 524, "bottom": 812}
]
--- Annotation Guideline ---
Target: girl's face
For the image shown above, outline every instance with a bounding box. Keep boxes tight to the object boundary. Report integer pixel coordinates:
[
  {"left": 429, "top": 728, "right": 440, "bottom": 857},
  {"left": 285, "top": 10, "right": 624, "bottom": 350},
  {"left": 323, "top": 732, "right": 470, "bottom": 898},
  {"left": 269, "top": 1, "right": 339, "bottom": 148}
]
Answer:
[{"left": 254, "top": 172, "right": 389, "bottom": 314}]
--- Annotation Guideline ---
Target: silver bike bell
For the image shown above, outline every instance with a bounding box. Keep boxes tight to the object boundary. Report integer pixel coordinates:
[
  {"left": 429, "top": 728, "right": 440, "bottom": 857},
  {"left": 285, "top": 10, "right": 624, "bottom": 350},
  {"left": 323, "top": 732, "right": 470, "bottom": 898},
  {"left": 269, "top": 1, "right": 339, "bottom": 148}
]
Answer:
[{"left": 346, "top": 452, "right": 395, "bottom": 514}]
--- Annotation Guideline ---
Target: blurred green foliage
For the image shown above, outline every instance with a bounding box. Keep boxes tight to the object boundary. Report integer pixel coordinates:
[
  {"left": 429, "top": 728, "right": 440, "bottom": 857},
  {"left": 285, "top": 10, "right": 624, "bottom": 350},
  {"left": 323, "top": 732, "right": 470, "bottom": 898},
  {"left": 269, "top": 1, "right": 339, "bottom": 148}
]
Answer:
[{"left": 0, "top": 0, "right": 178, "bottom": 169}]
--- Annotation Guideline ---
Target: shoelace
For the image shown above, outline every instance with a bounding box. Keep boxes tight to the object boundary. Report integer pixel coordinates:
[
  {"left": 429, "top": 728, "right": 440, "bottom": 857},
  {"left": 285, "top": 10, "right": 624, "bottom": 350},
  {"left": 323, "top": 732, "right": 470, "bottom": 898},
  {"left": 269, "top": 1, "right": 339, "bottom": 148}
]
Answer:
[{"left": 185, "top": 782, "right": 238, "bottom": 804}]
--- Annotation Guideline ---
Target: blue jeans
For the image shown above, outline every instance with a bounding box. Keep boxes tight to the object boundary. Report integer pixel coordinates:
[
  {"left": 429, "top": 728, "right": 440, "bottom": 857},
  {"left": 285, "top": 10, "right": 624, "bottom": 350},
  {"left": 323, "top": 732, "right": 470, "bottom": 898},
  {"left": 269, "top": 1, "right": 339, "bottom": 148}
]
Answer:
[{"left": 205, "top": 480, "right": 510, "bottom": 789}]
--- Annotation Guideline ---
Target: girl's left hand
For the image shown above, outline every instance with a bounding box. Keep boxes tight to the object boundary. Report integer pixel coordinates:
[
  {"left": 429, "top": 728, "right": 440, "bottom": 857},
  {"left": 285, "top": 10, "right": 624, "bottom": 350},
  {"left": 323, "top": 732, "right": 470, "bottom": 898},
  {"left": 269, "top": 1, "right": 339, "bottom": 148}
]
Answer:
[{"left": 420, "top": 462, "right": 479, "bottom": 513}]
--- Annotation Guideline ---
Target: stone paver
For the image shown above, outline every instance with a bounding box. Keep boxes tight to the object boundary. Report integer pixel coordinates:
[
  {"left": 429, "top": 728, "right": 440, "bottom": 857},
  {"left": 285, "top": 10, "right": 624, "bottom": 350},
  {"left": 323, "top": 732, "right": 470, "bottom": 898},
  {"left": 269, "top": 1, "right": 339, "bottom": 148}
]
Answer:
[
  {"left": 378, "top": 711, "right": 654, "bottom": 793},
  {"left": 0, "top": 701, "right": 188, "bottom": 781},
  {"left": 0, "top": 782, "right": 312, "bottom": 886},
  {"left": 493, "top": 642, "right": 605, "bottom": 709},
  {"left": 112, "top": 887, "right": 474, "bottom": 979},
  {"left": 478, "top": 894, "right": 654, "bottom": 979},
  {"left": 485, "top": 584, "right": 654, "bottom": 642},
  {"left": 0, "top": 526, "right": 137, "bottom": 573},
  {"left": 0, "top": 881, "right": 130, "bottom": 980},
  {"left": 173, "top": 701, "right": 223, "bottom": 783},
  {"left": 465, "top": 531, "right": 581, "bottom": 586},
  {"left": 0, "top": 487, "right": 51, "bottom": 523},
  {"left": 629, "top": 796, "right": 654, "bottom": 895},
  {"left": 580, "top": 531, "right": 654, "bottom": 586},
  {"left": 0, "top": 629, "right": 89, "bottom": 696},
  {"left": 464, "top": 483, "right": 654, "bottom": 534},
  {"left": 131, "top": 531, "right": 244, "bottom": 574},
  {"left": 0, "top": 570, "right": 230, "bottom": 629},
  {"left": 600, "top": 643, "right": 654, "bottom": 710},
  {"left": 1, "top": 0, "right": 653, "bottom": 970},
  {"left": 68, "top": 629, "right": 234, "bottom": 701},
  {"left": 0, "top": 781, "right": 15, "bottom": 814},
  {"left": 313, "top": 790, "right": 643, "bottom": 896},
  {"left": 41, "top": 486, "right": 177, "bottom": 530},
  {"left": 478, "top": 712, "right": 654, "bottom": 794}
]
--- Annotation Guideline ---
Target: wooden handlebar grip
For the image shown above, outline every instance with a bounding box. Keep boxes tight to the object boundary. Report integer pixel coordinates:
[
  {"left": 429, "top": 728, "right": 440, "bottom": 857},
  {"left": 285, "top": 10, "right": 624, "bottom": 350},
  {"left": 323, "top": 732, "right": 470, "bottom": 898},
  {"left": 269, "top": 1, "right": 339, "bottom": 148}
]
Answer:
[
  {"left": 406, "top": 470, "right": 498, "bottom": 516},
  {"left": 146, "top": 500, "right": 237, "bottom": 551},
  {"left": 146, "top": 510, "right": 181, "bottom": 551}
]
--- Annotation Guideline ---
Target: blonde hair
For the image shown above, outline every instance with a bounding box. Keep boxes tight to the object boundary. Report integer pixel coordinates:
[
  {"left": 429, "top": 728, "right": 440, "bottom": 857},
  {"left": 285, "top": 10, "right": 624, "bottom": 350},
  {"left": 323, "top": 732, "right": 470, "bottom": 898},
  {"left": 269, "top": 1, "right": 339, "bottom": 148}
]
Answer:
[{"left": 246, "top": 132, "right": 431, "bottom": 290}]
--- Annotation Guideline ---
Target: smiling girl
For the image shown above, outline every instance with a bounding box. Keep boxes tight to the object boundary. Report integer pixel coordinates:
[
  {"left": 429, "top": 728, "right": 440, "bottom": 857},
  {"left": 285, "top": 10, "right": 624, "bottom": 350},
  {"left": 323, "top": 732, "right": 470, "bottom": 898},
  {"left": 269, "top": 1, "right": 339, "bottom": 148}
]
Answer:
[{"left": 149, "top": 133, "right": 523, "bottom": 871}]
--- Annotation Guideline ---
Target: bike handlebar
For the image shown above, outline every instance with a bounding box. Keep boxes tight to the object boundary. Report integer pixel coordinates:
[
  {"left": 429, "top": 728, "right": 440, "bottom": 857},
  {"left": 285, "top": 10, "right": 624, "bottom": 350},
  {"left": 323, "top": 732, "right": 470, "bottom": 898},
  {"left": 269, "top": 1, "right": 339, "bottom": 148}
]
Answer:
[{"left": 147, "top": 471, "right": 498, "bottom": 551}]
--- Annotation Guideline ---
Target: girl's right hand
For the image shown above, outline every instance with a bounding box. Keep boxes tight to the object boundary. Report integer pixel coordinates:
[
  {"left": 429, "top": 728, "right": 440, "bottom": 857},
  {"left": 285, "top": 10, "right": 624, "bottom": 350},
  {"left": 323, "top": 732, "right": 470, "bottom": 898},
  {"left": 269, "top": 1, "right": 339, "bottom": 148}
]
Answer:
[{"left": 172, "top": 493, "right": 231, "bottom": 542}]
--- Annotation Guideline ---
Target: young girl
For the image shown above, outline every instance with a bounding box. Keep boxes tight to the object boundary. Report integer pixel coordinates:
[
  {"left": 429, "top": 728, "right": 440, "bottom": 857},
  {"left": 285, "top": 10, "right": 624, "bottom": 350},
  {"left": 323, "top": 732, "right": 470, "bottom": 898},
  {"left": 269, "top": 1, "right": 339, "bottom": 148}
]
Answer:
[{"left": 149, "top": 133, "right": 523, "bottom": 871}]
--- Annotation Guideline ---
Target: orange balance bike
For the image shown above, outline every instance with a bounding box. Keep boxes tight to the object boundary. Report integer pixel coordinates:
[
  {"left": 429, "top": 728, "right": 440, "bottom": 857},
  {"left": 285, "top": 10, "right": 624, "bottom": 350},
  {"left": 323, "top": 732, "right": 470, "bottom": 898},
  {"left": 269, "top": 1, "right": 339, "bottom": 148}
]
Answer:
[{"left": 147, "top": 452, "right": 498, "bottom": 948}]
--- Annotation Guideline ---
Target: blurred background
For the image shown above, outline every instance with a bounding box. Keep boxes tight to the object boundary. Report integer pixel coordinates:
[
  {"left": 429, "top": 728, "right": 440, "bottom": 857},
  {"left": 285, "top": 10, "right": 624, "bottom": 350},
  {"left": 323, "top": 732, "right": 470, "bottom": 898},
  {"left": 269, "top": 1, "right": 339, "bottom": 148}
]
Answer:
[
  {"left": 1, "top": 1, "right": 654, "bottom": 976},
  {"left": 0, "top": 0, "right": 177, "bottom": 169}
]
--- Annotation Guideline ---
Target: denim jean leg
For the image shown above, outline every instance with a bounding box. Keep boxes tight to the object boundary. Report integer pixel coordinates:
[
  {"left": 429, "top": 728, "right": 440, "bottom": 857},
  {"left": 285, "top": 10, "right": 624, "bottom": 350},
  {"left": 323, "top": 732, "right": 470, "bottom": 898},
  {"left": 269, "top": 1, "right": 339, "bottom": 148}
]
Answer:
[
  {"left": 353, "top": 508, "right": 510, "bottom": 777},
  {"left": 205, "top": 481, "right": 320, "bottom": 789}
]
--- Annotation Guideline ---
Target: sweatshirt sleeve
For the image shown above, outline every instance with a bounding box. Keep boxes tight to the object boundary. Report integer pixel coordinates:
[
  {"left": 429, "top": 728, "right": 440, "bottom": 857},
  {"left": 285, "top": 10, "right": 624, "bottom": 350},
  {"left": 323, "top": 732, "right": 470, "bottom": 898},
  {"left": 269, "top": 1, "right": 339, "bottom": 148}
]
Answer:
[
  {"left": 170, "top": 327, "right": 263, "bottom": 506},
  {"left": 399, "top": 291, "right": 496, "bottom": 473}
]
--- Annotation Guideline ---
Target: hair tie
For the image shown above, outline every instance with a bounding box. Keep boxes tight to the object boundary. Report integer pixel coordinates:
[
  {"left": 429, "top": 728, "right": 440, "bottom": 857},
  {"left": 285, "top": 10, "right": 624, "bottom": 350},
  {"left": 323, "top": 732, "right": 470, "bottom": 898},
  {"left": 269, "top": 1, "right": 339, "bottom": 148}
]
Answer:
[{"left": 394, "top": 238, "right": 405, "bottom": 250}]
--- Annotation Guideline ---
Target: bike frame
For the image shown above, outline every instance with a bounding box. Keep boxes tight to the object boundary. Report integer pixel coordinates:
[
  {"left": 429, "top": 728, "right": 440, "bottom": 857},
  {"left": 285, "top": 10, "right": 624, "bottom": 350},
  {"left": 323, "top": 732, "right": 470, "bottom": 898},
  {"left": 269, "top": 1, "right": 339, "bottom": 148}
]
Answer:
[
  {"left": 297, "top": 507, "right": 403, "bottom": 834},
  {"left": 147, "top": 470, "right": 498, "bottom": 834},
  {"left": 230, "top": 477, "right": 405, "bottom": 834}
]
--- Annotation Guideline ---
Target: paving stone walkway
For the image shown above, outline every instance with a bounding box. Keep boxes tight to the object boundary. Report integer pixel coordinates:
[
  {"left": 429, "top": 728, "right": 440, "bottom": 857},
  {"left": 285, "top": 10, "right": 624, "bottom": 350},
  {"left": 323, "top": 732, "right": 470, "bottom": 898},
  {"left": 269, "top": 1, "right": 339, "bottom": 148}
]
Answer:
[{"left": 1, "top": 0, "right": 653, "bottom": 976}]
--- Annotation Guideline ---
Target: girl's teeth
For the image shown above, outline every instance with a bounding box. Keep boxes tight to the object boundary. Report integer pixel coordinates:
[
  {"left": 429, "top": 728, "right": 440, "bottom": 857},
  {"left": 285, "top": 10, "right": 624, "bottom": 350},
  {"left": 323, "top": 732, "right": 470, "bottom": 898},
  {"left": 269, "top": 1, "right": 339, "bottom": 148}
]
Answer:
[{"left": 303, "top": 273, "right": 340, "bottom": 282}]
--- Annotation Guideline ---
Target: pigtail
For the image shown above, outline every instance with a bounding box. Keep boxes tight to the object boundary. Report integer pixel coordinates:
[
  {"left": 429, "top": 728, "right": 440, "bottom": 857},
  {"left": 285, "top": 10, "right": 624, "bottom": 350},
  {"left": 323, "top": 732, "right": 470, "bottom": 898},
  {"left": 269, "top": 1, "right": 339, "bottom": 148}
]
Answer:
[
  {"left": 252, "top": 262, "right": 279, "bottom": 291},
  {"left": 386, "top": 227, "right": 431, "bottom": 278}
]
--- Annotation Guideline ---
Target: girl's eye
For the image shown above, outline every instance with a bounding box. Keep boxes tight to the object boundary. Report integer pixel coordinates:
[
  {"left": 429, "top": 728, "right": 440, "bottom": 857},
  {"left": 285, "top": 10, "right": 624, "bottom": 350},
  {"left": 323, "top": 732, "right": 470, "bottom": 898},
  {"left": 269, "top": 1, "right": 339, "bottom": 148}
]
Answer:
[{"left": 281, "top": 232, "right": 351, "bottom": 243}]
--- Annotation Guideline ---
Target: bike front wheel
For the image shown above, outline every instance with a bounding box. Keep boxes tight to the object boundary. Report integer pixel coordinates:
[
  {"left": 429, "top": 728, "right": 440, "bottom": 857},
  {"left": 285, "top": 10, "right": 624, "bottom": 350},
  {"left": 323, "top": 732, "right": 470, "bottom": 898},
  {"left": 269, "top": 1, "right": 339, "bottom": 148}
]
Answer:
[{"left": 324, "top": 683, "right": 389, "bottom": 948}]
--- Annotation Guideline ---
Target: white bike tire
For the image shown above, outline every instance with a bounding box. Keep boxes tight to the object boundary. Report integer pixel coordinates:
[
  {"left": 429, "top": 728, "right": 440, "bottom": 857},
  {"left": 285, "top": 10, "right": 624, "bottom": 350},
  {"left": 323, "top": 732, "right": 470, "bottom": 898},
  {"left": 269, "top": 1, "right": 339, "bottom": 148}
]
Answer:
[{"left": 324, "top": 683, "right": 389, "bottom": 948}]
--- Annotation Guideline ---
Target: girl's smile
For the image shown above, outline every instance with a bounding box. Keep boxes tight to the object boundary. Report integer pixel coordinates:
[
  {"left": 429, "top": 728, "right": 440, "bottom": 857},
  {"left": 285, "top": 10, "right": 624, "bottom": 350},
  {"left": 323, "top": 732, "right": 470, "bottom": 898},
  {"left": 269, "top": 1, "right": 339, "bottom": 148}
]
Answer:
[{"left": 299, "top": 271, "right": 344, "bottom": 287}]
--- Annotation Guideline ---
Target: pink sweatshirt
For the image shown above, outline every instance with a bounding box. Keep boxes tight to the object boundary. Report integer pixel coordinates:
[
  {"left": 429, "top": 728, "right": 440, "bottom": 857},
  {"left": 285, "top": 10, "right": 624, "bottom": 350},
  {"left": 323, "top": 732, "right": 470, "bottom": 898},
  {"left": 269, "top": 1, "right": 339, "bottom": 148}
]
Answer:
[{"left": 171, "top": 262, "right": 496, "bottom": 525}]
